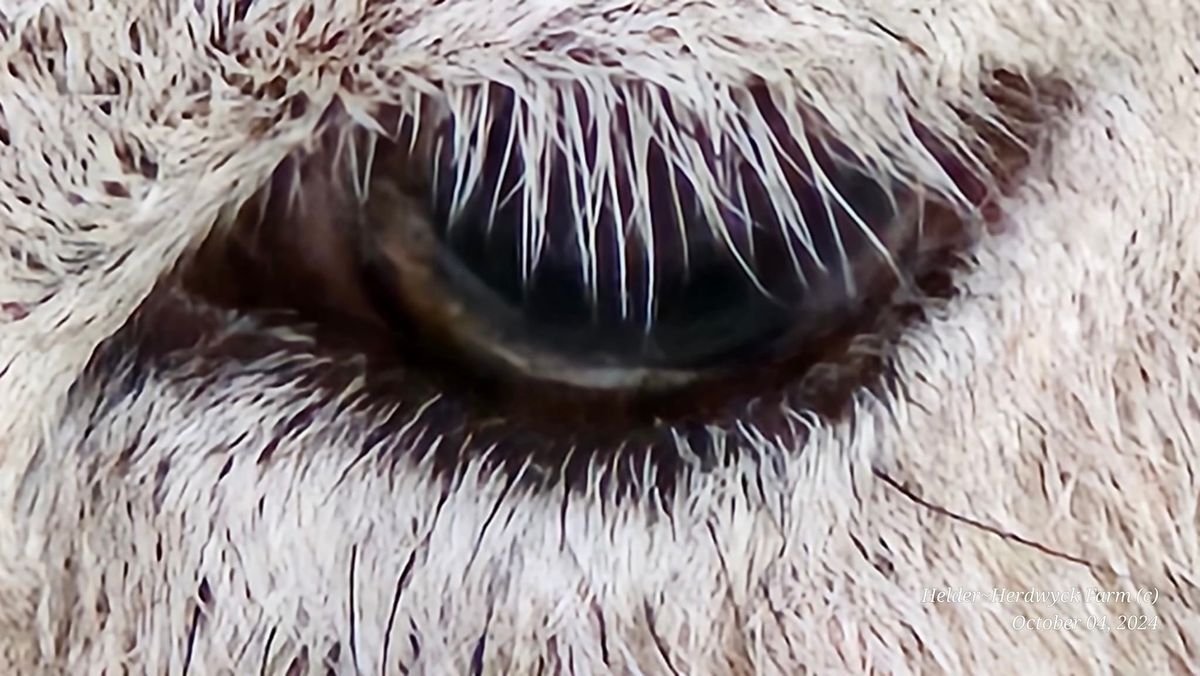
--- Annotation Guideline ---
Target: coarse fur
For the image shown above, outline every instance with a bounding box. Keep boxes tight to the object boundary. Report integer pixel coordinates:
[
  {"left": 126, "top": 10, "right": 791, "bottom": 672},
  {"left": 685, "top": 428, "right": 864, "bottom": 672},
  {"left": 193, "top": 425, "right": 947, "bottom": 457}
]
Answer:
[{"left": 0, "top": 0, "right": 1199, "bottom": 673}]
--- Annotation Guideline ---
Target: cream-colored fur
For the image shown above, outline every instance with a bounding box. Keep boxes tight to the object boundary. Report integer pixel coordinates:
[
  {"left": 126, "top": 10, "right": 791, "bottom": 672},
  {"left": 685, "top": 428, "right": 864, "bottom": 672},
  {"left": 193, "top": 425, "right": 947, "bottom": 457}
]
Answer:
[{"left": 1, "top": 0, "right": 1198, "bottom": 673}]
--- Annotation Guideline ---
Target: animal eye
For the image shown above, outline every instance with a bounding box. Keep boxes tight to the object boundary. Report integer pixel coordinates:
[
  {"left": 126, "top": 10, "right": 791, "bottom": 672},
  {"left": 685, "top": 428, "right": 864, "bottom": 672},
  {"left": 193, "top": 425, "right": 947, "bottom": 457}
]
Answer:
[
  {"left": 352, "top": 86, "right": 973, "bottom": 417},
  {"left": 366, "top": 115, "right": 903, "bottom": 384},
  {"left": 183, "top": 74, "right": 1045, "bottom": 492}
]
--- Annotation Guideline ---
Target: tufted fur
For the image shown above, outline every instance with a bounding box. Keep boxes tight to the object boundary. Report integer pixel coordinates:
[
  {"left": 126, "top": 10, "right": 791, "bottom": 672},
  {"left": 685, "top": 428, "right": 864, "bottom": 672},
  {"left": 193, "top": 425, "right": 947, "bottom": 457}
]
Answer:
[{"left": 1, "top": 0, "right": 1199, "bottom": 673}]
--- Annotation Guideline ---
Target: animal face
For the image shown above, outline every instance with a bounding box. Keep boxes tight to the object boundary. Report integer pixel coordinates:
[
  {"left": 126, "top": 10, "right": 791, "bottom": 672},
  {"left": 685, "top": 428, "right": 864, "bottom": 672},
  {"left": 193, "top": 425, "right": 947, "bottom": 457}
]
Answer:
[{"left": 0, "top": 1, "right": 1196, "bottom": 672}]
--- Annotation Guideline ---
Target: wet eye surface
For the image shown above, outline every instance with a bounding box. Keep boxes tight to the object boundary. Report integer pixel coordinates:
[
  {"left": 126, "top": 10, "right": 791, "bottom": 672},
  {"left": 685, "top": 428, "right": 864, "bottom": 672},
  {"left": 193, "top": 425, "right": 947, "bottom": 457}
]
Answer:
[{"left": 162, "top": 72, "right": 1058, "bottom": 495}]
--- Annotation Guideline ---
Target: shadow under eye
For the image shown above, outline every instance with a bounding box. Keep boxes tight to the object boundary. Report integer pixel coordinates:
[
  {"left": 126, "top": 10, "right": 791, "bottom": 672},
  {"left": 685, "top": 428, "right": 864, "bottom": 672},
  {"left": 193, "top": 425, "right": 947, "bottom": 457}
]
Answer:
[{"left": 161, "top": 71, "right": 1064, "bottom": 498}]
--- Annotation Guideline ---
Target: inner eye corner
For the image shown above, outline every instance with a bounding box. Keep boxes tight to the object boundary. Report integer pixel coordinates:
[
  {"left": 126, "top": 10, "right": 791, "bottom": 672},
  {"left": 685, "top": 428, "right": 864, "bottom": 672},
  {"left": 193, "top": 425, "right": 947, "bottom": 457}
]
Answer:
[{"left": 167, "top": 70, "right": 1067, "bottom": 493}]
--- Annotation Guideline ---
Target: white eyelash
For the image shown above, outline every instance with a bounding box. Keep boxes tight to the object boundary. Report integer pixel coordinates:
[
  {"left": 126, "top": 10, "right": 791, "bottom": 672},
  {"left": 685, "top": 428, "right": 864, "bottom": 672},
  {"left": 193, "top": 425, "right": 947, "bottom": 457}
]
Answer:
[{"left": 330, "top": 79, "right": 990, "bottom": 317}]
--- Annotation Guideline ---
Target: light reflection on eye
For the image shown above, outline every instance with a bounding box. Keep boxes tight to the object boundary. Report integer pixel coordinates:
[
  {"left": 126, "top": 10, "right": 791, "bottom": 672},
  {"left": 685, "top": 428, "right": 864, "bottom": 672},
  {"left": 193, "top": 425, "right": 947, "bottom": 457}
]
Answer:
[{"left": 178, "top": 71, "right": 1057, "bottom": 494}]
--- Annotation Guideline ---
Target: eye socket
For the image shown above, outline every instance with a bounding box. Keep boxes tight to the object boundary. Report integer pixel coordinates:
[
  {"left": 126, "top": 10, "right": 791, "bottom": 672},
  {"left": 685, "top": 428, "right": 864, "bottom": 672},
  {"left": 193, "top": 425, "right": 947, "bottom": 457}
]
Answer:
[{"left": 175, "top": 72, "right": 1057, "bottom": 491}]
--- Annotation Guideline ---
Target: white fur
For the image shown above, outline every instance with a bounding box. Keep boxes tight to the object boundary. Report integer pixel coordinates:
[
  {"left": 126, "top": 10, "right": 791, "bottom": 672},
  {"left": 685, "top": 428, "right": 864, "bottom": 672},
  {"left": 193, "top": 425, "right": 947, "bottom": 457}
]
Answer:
[{"left": 0, "top": 0, "right": 1198, "bottom": 673}]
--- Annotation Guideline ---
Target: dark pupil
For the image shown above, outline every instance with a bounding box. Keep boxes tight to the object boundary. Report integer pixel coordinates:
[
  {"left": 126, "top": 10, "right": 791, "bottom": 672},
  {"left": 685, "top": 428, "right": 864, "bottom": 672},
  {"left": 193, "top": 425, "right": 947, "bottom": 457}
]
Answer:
[{"left": 423, "top": 103, "right": 901, "bottom": 371}]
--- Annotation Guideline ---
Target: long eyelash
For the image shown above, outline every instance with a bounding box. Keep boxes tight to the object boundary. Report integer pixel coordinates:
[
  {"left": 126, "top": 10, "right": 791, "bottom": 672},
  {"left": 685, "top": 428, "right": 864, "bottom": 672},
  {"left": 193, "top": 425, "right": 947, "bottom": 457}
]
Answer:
[{"left": 320, "top": 78, "right": 994, "bottom": 319}]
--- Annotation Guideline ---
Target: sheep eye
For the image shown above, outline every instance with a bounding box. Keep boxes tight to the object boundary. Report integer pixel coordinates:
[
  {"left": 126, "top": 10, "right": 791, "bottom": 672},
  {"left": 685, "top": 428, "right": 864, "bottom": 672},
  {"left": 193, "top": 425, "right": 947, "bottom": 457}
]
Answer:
[
  {"left": 180, "top": 74, "right": 1049, "bottom": 489},
  {"left": 348, "top": 85, "right": 980, "bottom": 429}
]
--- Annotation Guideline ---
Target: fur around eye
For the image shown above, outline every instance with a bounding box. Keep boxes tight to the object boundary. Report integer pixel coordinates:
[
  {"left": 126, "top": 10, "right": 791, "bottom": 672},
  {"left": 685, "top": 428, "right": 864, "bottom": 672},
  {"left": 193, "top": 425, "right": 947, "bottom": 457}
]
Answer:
[{"left": 7, "top": 2, "right": 1192, "bottom": 673}]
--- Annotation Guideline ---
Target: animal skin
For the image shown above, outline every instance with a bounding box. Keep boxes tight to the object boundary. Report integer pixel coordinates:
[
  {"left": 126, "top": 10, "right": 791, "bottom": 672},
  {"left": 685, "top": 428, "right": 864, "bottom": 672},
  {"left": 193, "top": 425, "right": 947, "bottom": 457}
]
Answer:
[{"left": 0, "top": 0, "right": 1198, "bottom": 673}]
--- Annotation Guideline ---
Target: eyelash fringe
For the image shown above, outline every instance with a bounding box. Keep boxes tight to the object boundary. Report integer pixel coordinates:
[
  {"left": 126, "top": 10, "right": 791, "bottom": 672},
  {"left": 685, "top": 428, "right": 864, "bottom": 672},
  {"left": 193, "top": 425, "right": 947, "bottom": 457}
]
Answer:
[{"left": 260, "top": 74, "right": 1021, "bottom": 314}]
